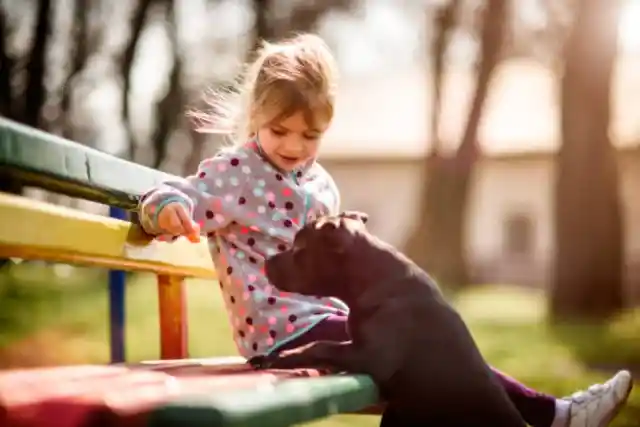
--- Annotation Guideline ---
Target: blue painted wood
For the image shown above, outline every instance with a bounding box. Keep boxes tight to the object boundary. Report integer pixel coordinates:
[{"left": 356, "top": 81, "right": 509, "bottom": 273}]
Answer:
[{"left": 108, "top": 206, "right": 128, "bottom": 363}]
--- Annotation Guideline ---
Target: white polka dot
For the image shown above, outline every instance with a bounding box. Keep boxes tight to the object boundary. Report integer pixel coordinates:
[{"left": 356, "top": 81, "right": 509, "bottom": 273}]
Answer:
[
  {"left": 257, "top": 206, "right": 266, "bottom": 214},
  {"left": 215, "top": 214, "right": 225, "bottom": 223},
  {"left": 242, "top": 166, "right": 251, "bottom": 174}
]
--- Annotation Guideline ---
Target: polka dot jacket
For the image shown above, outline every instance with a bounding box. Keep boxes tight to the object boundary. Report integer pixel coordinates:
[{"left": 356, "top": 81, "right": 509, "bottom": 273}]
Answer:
[{"left": 139, "top": 140, "right": 350, "bottom": 358}]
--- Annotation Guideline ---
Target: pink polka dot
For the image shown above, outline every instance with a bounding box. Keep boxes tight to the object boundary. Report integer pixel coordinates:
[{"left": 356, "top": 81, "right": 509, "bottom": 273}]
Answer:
[
  {"left": 268, "top": 316, "right": 277, "bottom": 325},
  {"left": 286, "top": 324, "right": 295, "bottom": 333},
  {"left": 280, "top": 306, "right": 288, "bottom": 313},
  {"left": 267, "top": 338, "right": 274, "bottom": 346},
  {"left": 266, "top": 192, "right": 276, "bottom": 202},
  {"left": 249, "top": 326, "right": 255, "bottom": 333},
  {"left": 224, "top": 194, "right": 233, "bottom": 202},
  {"left": 217, "top": 163, "right": 227, "bottom": 172},
  {"left": 247, "top": 274, "right": 257, "bottom": 283},
  {"left": 214, "top": 214, "right": 225, "bottom": 223},
  {"left": 282, "top": 188, "right": 292, "bottom": 197},
  {"left": 229, "top": 249, "right": 236, "bottom": 256},
  {"left": 243, "top": 291, "right": 250, "bottom": 300},
  {"left": 264, "top": 285, "right": 272, "bottom": 295}
]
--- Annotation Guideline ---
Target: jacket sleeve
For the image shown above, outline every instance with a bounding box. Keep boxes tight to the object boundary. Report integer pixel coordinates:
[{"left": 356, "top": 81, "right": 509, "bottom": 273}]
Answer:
[{"left": 138, "top": 152, "right": 249, "bottom": 236}]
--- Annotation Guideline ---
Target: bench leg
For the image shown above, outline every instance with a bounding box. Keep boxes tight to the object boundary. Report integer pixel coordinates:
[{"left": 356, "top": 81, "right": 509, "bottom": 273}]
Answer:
[{"left": 157, "top": 274, "right": 188, "bottom": 359}]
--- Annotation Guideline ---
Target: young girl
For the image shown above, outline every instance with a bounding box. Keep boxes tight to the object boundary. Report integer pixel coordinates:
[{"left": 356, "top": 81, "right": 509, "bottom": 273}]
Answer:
[{"left": 139, "top": 33, "right": 632, "bottom": 427}]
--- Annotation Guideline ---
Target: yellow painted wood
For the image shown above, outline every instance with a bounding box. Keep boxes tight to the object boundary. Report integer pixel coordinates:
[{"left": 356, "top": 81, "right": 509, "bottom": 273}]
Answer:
[{"left": 0, "top": 193, "right": 217, "bottom": 278}]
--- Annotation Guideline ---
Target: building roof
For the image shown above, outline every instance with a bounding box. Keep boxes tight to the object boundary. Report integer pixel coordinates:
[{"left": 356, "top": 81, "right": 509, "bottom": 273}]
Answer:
[{"left": 320, "top": 57, "right": 640, "bottom": 159}]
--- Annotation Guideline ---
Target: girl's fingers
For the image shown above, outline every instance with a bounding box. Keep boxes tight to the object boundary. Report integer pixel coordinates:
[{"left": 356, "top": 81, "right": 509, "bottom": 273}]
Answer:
[
  {"left": 176, "top": 206, "right": 201, "bottom": 242},
  {"left": 165, "top": 207, "right": 184, "bottom": 234}
]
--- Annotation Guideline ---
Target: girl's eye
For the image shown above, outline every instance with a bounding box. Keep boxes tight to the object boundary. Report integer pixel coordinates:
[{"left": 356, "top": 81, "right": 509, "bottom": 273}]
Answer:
[
  {"left": 304, "top": 134, "right": 320, "bottom": 141},
  {"left": 271, "top": 128, "right": 286, "bottom": 136}
]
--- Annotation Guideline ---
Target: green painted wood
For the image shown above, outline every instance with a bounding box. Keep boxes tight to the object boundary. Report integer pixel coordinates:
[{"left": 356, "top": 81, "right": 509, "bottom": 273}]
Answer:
[
  {"left": 0, "top": 118, "right": 176, "bottom": 209},
  {"left": 147, "top": 375, "right": 380, "bottom": 427}
]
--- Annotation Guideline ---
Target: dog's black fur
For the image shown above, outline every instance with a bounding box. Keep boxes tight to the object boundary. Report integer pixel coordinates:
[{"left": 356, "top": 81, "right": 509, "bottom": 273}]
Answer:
[{"left": 251, "top": 212, "right": 525, "bottom": 427}]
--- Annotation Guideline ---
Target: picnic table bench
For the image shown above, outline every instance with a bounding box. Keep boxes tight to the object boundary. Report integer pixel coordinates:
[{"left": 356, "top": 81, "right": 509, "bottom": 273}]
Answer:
[{"left": 0, "top": 117, "right": 380, "bottom": 427}]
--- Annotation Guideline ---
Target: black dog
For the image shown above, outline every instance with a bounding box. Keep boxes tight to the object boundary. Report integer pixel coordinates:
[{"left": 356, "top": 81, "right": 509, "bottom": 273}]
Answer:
[{"left": 253, "top": 213, "right": 525, "bottom": 427}]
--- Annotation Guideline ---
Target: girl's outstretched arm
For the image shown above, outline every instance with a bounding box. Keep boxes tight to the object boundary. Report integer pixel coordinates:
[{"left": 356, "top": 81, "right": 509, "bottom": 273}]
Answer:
[{"left": 138, "top": 152, "right": 249, "bottom": 236}]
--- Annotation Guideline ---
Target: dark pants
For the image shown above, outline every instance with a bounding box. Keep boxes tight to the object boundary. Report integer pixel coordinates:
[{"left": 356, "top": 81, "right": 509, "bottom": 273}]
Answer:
[{"left": 279, "top": 315, "right": 557, "bottom": 427}]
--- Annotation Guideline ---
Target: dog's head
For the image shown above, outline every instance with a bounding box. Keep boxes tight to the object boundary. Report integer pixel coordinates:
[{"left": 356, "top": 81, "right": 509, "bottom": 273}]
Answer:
[{"left": 265, "top": 211, "right": 369, "bottom": 301}]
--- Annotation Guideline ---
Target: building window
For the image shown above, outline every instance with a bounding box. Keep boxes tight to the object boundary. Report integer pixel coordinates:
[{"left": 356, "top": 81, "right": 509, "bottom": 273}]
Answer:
[{"left": 503, "top": 213, "right": 534, "bottom": 257}]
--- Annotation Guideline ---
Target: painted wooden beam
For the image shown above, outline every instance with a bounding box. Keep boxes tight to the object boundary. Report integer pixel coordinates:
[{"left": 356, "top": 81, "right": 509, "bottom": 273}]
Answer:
[{"left": 0, "top": 192, "right": 216, "bottom": 279}]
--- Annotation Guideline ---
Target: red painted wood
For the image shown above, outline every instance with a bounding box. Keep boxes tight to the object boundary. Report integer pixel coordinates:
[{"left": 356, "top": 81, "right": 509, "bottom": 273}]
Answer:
[{"left": 0, "top": 359, "right": 322, "bottom": 427}]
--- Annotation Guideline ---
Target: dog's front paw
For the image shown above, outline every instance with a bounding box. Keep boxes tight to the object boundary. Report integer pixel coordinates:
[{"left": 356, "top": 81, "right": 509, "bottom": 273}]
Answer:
[{"left": 248, "top": 355, "right": 273, "bottom": 370}]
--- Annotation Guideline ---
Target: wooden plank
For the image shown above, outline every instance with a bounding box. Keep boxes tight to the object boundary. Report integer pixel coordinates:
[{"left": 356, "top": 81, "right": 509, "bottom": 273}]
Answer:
[
  {"left": 0, "top": 192, "right": 216, "bottom": 278},
  {"left": 158, "top": 275, "right": 189, "bottom": 359},
  {"left": 0, "top": 117, "right": 176, "bottom": 209}
]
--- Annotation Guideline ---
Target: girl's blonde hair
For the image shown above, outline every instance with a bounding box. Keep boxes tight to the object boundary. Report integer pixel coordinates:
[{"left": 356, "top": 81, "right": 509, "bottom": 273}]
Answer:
[{"left": 194, "top": 33, "right": 339, "bottom": 144}]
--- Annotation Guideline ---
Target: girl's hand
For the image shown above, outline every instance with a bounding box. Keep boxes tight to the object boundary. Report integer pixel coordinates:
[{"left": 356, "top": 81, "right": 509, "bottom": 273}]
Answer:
[{"left": 157, "top": 203, "right": 201, "bottom": 243}]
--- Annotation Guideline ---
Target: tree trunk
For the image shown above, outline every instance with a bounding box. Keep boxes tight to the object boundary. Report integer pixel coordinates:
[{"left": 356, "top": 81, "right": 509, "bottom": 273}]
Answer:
[
  {"left": 551, "top": 0, "right": 623, "bottom": 321},
  {"left": 23, "top": 0, "right": 52, "bottom": 129},
  {"left": 151, "top": 0, "right": 183, "bottom": 169},
  {"left": 405, "top": 0, "right": 506, "bottom": 289},
  {"left": 58, "top": 0, "right": 92, "bottom": 139},
  {"left": 428, "top": 0, "right": 459, "bottom": 153},
  {"left": 0, "top": 5, "right": 14, "bottom": 119},
  {"left": 120, "top": 0, "right": 153, "bottom": 160}
]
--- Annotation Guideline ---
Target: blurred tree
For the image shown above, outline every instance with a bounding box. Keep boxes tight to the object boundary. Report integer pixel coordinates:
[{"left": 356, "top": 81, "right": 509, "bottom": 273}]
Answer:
[
  {"left": 0, "top": 5, "right": 14, "bottom": 119},
  {"left": 120, "top": 0, "right": 154, "bottom": 161},
  {"left": 22, "top": 0, "right": 52, "bottom": 129},
  {"left": 150, "top": 0, "right": 183, "bottom": 169},
  {"left": 405, "top": 0, "right": 507, "bottom": 289},
  {"left": 250, "top": 0, "right": 357, "bottom": 49},
  {"left": 58, "top": 0, "right": 91, "bottom": 139},
  {"left": 551, "top": 0, "right": 624, "bottom": 320}
]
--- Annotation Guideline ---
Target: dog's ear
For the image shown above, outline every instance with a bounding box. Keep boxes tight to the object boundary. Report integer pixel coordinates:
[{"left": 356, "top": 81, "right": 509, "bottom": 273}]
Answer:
[{"left": 339, "top": 211, "right": 369, "bottom": 225}]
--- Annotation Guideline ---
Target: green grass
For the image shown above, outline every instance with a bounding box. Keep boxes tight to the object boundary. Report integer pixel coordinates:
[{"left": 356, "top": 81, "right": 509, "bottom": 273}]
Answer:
[{"left": 0, "top": 263, "right": 639, "bottom": 426}]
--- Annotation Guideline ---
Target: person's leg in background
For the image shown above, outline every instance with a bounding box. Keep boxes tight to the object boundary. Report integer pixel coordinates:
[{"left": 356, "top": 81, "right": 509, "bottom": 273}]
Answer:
[
  {"left": 274, "top": 315, "right": 633, "bottom": 427},
  {"left": 494, "top": 368, "right": 633, "bottom": 427}
]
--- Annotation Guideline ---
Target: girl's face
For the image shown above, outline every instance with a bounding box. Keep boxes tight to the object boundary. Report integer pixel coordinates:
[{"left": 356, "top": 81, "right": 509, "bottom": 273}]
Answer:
[{"left": 256, "top": 111, "right": 328, "bottom": 172}]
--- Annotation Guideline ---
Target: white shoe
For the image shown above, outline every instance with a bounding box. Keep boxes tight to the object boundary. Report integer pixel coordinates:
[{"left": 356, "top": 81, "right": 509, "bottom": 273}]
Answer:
[{"left": 564, "top": 370, "right": 633, "bottom": 427}]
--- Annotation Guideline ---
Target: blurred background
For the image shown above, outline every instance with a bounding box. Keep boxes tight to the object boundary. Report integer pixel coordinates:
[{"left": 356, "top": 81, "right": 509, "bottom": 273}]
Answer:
[{"left": 1, "top": 0, "right": 640, "bottom": 425}]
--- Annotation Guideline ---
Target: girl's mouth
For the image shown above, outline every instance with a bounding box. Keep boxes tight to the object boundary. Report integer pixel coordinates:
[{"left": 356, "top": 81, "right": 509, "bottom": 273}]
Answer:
[{"left": 278, "top": 154, "right": 300, "bottom": 164}]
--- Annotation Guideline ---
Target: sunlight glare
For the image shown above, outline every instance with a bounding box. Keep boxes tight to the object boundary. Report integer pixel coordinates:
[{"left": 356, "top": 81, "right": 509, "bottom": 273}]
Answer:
[{"left": 619, "top": 0, "right": 640, "bottom": 52}]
